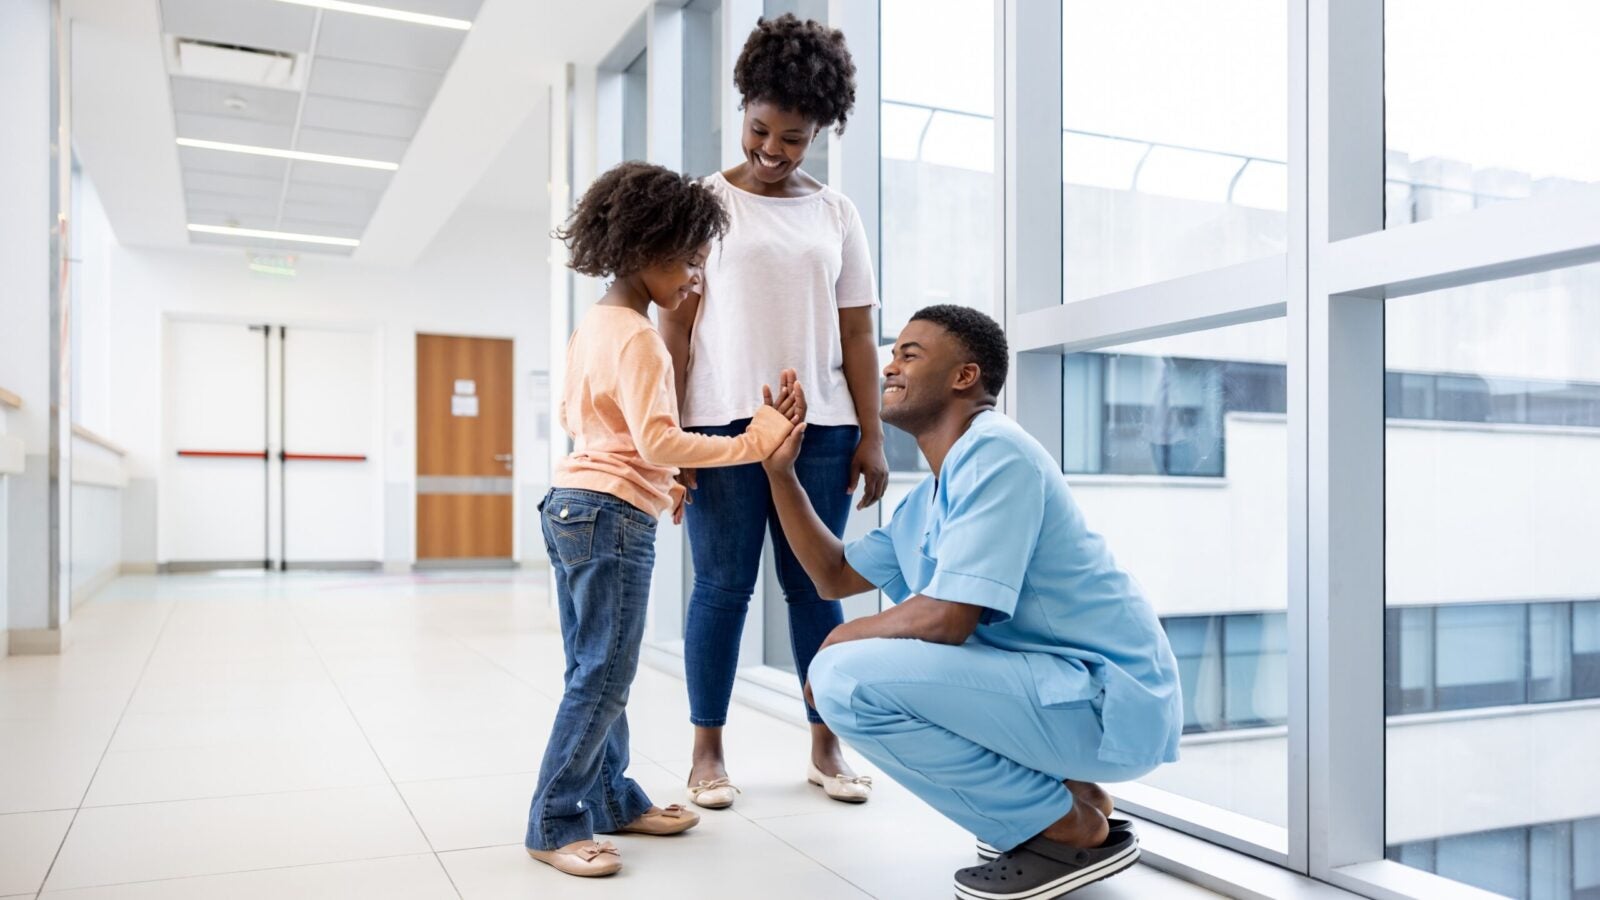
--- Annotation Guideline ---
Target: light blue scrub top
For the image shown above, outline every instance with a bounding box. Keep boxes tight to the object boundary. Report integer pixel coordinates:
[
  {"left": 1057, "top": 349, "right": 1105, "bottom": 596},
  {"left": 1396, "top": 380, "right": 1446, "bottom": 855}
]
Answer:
[{"left": 844, "top": 411, "right": 1183, "bottom": 768}]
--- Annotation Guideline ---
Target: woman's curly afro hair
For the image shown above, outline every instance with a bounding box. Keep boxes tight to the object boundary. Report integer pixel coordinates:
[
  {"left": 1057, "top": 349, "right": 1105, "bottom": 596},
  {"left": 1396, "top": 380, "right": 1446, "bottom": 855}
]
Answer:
[
  {"left": 734, "top": 13, "right": 857, "bottom": 134},
  {"left": 555, "top": 162, "right": 729, "bottom": 279}
]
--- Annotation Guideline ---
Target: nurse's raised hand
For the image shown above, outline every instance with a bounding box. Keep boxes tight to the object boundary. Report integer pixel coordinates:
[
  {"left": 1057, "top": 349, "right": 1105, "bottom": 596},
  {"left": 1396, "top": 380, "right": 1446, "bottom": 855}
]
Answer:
[{"left": 762, "top": 423, "right": 807, "bottom": 476}]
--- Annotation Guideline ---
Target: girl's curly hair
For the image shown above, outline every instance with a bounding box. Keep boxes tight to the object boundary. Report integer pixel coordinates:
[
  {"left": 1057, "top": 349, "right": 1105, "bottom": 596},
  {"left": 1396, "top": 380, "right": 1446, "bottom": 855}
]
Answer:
[
  {"left": 733, "top": 13, "right": 857, "bottom": 135},
  {"left": 555, "top": 162, "right": 729, "bottom": 279}
]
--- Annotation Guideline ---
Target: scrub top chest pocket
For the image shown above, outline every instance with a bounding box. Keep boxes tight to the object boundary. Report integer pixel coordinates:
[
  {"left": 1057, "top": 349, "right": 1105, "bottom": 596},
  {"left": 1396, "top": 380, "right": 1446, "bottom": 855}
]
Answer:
[{"left": 545, "top": 501, "right": 600, "bottom": 566}]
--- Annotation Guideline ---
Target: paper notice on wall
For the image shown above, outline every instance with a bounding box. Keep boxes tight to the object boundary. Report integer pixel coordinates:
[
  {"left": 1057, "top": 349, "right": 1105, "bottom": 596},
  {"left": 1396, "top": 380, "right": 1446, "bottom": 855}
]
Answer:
[
  {"left": 452, "top": 395, "right": 479, "bottom": 417},
  {"left": 454, "top": 379, "right": 476, "bottom": 396}
]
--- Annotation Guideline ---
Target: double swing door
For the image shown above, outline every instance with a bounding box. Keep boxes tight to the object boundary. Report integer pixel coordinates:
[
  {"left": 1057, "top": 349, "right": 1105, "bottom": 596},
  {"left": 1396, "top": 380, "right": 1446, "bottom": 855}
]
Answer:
[{"left": 164, "top": 319, "right": 380, "bottom": 569}]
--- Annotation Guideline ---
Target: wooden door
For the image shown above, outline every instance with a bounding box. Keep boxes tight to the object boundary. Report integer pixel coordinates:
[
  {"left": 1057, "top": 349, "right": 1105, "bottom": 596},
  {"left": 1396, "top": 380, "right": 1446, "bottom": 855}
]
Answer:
[{"left": 416, "top": 334, "right": 514, "bottom": 560}]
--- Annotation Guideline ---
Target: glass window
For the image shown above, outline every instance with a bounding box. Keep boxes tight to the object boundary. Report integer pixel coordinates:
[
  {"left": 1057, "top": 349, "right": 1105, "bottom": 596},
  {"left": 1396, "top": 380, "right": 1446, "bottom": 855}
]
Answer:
[
  {"left": 1576, "top": 818, "right": 1600, "bottom": 900},
  {"left": 1434, "top": 603, "right": 1527, "bottom": 710},
  {"left": 1064, "top": 335, "right": 1287, "bottom": 478},
  {"left": 1385, "top": 606, "right": 1435, "bottom": 714},
  {"left": 1575, "top": 602, "right": 1600, "bottom": 700},
  {"left": 622, "top": 50, "right": 648, "bottom": 162},
  {"left": 1386, "top": 266, "right": 1600, "bottom": 893},
  {"left": 1529, "top": 822, "right": 1572, "bottom": 900},
  {"left": 1529, "top": 603, "right": 1573, "bottom": 703},
  {"left": 1385, "top": 0, "right": 1600, "bottom": 228},
  {"left": 1436, "top": 828, "right": 1529, "bottom": 900},
  {"left": 1074, "top": 319, "right": 1288, "bottom": 830},
  {"left": 1163, "top": 616, "right": 1222, "bottom": 733},
  {"left": 879, "top": 0, "right": 996, "bottom": 344},
  {"left": 682, "top": 1, "right": 722, "bottom": 177},
  {"left": 1387, "top": 839, "right": 1437, "bottom": 872},
  {"left": 1061, "top": 0, "right": 1287, "bottom": 301},
  {"left": 1223, "top": 613, "right": 1288, "bottom": 728}
]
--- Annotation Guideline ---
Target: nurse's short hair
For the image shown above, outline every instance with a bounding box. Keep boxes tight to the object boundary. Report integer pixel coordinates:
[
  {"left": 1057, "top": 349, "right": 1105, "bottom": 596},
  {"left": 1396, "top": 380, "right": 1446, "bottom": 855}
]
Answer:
[
  {"left": 910, "top": 305, "right": 1009, "bottom": 398},
  {"left": 555, "top": 161, "right": 729, "bottom": 279}
]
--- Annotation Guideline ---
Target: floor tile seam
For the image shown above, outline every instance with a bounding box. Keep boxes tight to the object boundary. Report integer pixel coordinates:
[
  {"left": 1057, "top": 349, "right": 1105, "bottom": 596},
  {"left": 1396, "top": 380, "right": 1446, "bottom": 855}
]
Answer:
[
  {"left": 76, "top": 776, "right": 403, "bottom": 811},
  {"left": 391, "top": 770, "right": 538, "bottom": 788},
  {"left": 437, "top": 632, "right": 564, "bottom": 704},
  {"left": 32, "top": 850, "right": 439, "bottom": 895},
  {"left": 286, "top": 603, "right": 460, "bottom": 893},
  {"left": 33, "top": 597, "right": 185, "bottom": 900},
  {"left": 740, "top": 812, "right": 880, "bottom": 898}
]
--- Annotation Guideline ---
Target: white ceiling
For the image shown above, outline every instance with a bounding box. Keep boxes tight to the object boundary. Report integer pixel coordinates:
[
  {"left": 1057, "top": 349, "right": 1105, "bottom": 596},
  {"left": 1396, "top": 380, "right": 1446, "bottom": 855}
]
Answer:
[
  {"left": 68, "top": 0, "right": 652, "bottom": 267},
  {"left": 159, "top": 0, "right": 484, "bottom": 256}
]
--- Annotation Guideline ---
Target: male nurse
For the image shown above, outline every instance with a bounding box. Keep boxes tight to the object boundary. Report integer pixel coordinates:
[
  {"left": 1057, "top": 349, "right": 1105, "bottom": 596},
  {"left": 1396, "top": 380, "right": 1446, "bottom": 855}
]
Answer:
[{"left": 759, "top": 305, "right": 1182, "bottom": 900}]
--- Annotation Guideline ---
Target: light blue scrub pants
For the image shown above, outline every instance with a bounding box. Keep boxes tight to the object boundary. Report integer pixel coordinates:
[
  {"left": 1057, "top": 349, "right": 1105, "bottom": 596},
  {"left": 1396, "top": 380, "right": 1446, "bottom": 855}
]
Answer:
[{"left": 808, "top": 638, "right": 1156, "bottom": 852}]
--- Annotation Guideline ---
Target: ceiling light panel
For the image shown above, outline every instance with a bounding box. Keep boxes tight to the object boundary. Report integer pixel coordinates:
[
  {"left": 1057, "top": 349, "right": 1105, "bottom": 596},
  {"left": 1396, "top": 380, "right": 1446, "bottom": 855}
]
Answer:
[
  {"left": 161, "top": 0, "right": 317, "bottom": 53},
  {"left": 163, "top": 0, "right": 483, "bottom": 255},
  {"left": 292, "top": 128, "right": 410, "bottom": 166},
  {"left": 178, "top": 145, "right": 290, "bottom": 180},
  {"left": 288, "top": 160, "right": 395, "bottom": 192},
  {"left": 188, "top": 223, "right": 361, "bottom": 247},
  {"left": 175, "top": 113, "right": 297, "bottom": 150},
  {"left": 182, "top": 170, "right": 285, "bottom": 199},
  {"left": 170, "top": 76, "right": 301, "bottom": 125},
  {"left": 187, "top": 190, "right": 282, "bottom": 217},
  {"left": 176, "top": 138, "right": 400, "bottom": 171},
  {"left": 299, "top": 96, "right": 424, "bottom": 141},
  {"left": 313, "top": 12, "right": 468, "bottom": 70},
  {"left": 270, "top": 0, "right": 470, "bottom": 30},
  {"left": 308, "top": 57, "right": 444, "bottom": 108}
]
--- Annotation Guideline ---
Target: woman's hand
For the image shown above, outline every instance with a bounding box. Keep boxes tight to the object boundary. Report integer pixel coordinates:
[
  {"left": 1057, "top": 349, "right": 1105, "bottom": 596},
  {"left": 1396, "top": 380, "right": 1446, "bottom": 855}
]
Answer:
[{"left": 848, "top": 436, "right": 889, "bottom": 510}]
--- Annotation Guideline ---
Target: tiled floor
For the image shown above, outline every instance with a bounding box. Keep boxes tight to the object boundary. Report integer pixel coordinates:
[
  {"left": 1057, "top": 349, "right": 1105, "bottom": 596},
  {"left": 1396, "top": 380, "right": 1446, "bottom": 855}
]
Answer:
[{"left": 0, "top": 573, "right": 1222, "bottom": 899}]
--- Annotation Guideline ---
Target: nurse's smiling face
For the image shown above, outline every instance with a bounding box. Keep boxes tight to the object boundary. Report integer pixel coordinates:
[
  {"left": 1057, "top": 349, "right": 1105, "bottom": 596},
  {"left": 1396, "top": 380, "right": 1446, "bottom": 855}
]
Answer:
[{"left": 881, "top": 320, "right": 982, "bottom": 434}]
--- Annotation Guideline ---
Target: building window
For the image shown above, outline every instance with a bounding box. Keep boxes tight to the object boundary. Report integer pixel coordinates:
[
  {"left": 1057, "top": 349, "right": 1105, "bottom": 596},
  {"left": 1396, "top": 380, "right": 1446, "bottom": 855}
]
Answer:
[
  {"left": 1386, "top": 600, "right": 1600, "bottom": 716},
  {"left": 1059, "top": 352, "right": 1600, "bottom": 480},
  {"left": 1387, "top": 816, "right": 1600, "bottom": 900},
  {"left": 1160, "top": 612, "right": 1288, "bottom": 734},
  {"left": 1063, "top": 353, "right": 1287, "bottom": 477}
]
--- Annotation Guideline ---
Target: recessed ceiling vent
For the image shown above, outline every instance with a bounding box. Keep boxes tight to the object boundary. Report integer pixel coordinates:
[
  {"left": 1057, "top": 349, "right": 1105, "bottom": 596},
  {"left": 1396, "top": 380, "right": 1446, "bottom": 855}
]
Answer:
[{"left": 167, "top": 37, "right": 304, "bottom": 89}]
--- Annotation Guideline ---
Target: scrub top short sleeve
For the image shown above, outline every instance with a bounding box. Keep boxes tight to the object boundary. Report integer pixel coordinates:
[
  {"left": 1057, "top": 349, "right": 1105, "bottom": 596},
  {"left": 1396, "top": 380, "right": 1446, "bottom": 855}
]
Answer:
[
  {"left": 844, "top": 525, "right": 911, "bottom": 603},
  {"left": 921, "top": 440, "right": 1045, "bottom": 624}
]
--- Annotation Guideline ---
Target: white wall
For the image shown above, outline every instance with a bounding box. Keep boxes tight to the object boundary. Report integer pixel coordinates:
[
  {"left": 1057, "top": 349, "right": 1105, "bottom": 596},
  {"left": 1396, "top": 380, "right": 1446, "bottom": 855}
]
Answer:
[
  {"left": 1142, "top": 704, "right": 1600, "bottom": 844},
  {"left": 1, "top": 0, "right": 56, "bottom": 643},
  {"left": 97, "top": 200, "right": 551, "bottom": 567},
  {"left": 69, "top": 435, "right": 122, "bottom": 602},
  {"left": 1070, "top": 415, "right": 1600, "bottom": 617}
]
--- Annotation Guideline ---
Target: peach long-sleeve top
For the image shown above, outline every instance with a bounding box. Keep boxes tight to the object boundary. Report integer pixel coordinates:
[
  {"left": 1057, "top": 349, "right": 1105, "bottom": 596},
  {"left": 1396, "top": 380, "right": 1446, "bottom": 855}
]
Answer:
[{"left": 553, "top": 305, "right": 793, "bottom": 517}]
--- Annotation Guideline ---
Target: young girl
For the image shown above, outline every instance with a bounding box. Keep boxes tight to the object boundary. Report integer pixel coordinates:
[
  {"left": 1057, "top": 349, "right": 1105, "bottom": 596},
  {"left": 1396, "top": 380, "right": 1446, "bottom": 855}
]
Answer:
[{"left": 527, "top": 161, "right": 805, "bottom": 878}]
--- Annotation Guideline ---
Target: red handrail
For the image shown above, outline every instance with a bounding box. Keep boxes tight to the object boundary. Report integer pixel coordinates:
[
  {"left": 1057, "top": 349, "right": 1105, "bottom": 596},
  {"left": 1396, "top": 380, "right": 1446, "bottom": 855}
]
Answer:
[
  {"left": 177, "top": 450, "right": 268, "bottom": 459},
  {"left": 282, "top": 452, "right": 368, "bottom": 462}
]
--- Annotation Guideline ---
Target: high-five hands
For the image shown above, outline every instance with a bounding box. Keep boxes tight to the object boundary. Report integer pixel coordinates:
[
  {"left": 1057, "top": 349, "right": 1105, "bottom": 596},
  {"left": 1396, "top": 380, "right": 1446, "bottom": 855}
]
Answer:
[
  {"left": 761, "top": 368, "right": 807, "bottom": 476},
  {"left": 762, "top": 368, "right": 806, "bottom": 425},
  {"left": 675, "top": 370, "right": 806, "bottom": 526}
]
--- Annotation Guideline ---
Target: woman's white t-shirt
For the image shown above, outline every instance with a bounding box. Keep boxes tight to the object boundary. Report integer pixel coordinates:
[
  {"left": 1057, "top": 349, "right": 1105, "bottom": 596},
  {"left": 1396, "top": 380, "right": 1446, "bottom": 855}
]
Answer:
[{"left": 682, "top": 171, "right": 879, "bottom": 428}]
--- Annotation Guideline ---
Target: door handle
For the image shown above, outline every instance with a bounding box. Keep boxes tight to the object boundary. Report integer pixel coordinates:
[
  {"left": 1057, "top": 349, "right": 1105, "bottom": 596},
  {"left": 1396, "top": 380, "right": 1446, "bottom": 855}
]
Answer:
[{"left": 493, "top": 453, "right": 513, "bottom": 472}]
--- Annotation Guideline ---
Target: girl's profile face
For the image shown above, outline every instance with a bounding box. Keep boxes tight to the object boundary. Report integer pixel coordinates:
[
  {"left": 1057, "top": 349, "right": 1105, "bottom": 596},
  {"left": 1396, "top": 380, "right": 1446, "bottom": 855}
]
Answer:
[
  {"left": 740, "top": 100, "right": 820, "bottom": 185},
  {"left": 639, "top": 241, "right": 711, "bottom": 311}
]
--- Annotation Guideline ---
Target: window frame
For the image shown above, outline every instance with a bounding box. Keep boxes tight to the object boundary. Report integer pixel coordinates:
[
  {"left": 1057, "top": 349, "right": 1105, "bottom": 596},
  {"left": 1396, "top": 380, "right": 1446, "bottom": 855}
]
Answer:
[
  {"left": 577, "top": 1, "right": 1600, "bottom": 896},
  {"left": 1002, "top": 1, "right": 1600, "bottom": 896}
]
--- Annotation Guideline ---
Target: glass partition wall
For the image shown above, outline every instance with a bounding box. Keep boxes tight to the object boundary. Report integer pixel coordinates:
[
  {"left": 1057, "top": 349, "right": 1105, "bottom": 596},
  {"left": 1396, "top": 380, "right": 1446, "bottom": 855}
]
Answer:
[{"left": 579, "top": 2, "right": 1600, "bottom": 896}]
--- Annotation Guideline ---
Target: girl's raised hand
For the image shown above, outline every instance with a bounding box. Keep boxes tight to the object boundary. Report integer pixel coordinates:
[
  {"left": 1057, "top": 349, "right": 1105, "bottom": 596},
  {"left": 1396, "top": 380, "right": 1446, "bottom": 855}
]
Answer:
[{"left": 760, "top": 368, "right": 807, "bottom": 425}]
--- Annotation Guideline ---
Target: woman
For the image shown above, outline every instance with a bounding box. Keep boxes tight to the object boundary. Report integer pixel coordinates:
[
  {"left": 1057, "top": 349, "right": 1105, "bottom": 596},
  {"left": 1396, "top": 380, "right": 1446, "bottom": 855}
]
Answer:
[{"left": 661, "top": 13, "right": 888, "bottom": 810}]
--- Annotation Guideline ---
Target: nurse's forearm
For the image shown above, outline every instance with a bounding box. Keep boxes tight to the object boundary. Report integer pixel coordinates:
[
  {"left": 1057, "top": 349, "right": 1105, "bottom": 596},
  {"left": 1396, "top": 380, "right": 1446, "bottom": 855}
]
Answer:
[
  {"left": 767, "top": 470, "right": 876, "bottom": 599},
  {"left": 824, "top": 596, "right": 984, "bottom": 648}
]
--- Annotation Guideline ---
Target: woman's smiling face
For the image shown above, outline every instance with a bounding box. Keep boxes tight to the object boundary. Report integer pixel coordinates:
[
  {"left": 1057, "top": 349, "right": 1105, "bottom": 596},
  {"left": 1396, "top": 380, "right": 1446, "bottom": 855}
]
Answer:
[{"left": 740, "top": 100, "right": 820, "bottom": 185}]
